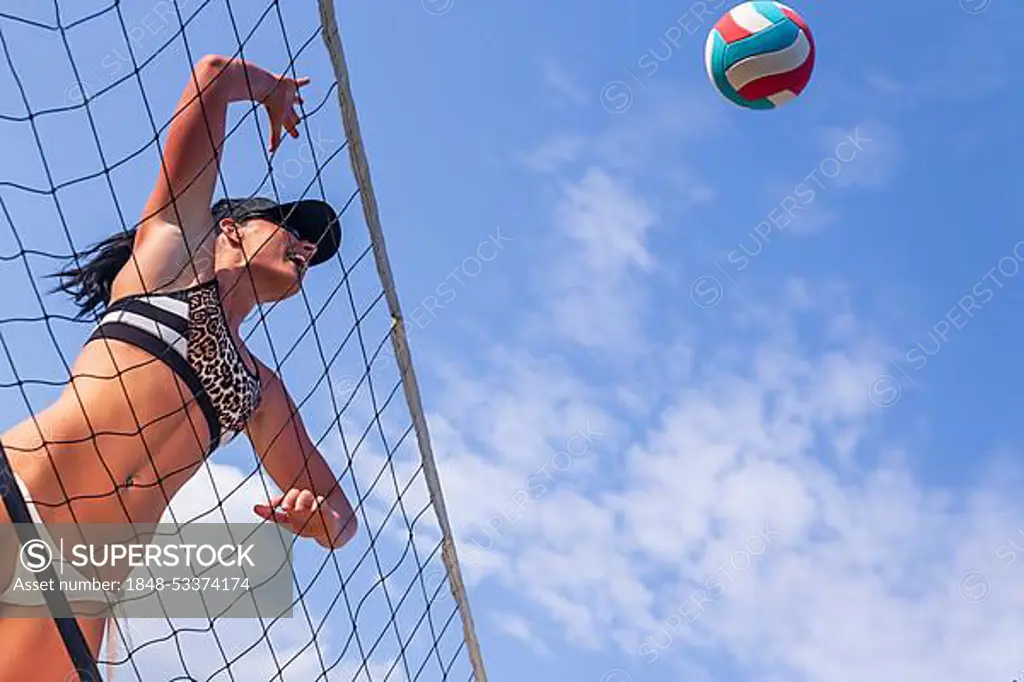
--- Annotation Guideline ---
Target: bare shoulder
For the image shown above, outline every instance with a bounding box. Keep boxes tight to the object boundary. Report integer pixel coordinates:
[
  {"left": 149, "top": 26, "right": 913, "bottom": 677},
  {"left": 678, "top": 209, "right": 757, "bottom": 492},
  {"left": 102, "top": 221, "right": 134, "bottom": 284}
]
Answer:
[{"left": 110, "top": 219, "right": 215, "bottom": 299}]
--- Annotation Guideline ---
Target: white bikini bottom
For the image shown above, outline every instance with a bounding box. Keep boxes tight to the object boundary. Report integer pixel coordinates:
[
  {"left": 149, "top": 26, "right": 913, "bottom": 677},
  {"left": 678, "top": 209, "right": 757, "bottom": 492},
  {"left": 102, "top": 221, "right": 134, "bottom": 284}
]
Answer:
[{"left": 1, "top": 472, "right": 123, "bottom": 614}]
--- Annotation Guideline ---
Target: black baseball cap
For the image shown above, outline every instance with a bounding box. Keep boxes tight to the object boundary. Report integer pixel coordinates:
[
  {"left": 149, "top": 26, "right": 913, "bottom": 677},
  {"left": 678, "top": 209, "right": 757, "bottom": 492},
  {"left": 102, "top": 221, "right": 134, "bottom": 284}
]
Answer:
[{"left": 211, "top": 197, "right": 341, "bottom": 266}]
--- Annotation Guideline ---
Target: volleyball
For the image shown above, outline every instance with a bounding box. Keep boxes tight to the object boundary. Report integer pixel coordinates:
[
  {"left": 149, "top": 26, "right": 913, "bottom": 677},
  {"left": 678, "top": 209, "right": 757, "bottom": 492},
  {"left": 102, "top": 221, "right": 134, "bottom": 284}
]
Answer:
[{"left": 704, "top": 1, "right": 815, "bottom": 109}]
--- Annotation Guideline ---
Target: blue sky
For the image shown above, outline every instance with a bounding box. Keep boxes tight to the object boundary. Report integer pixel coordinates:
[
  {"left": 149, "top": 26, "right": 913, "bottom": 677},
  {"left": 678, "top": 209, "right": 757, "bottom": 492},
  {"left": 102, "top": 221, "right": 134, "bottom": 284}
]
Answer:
[{"left": 3, "top": 1, "right": 1024, "bottom": 681}]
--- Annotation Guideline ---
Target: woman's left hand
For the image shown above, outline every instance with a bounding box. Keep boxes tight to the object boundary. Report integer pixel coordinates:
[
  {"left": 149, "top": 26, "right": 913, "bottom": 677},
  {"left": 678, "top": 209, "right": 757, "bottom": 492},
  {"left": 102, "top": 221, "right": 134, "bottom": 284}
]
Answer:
[{"left": 254, "top": 488, "right": 348, "bottom": 549}]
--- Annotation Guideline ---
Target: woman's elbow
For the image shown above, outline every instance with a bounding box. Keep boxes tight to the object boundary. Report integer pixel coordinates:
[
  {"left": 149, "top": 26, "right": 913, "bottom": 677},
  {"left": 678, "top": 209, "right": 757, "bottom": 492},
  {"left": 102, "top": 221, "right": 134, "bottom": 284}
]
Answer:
[
  {"left": 337, "top": 514, "right": 358, "bottom": 549},
  {"left": 326, "top": 509, "right": 358, "bottom": 551}
]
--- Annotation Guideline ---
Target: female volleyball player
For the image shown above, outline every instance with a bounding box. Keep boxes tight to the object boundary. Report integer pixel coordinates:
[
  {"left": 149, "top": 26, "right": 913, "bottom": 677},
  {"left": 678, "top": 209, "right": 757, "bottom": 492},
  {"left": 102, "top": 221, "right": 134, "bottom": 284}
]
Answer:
[{"left": 0, "top": 54, "right": 357, "bottom": 681}]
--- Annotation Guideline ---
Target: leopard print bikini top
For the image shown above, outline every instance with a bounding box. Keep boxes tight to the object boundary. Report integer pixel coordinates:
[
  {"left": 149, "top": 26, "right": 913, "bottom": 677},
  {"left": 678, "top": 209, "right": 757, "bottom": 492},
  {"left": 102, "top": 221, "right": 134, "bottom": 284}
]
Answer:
[{"left": 88, "top": 278, "right": 262, "bottom": 452}]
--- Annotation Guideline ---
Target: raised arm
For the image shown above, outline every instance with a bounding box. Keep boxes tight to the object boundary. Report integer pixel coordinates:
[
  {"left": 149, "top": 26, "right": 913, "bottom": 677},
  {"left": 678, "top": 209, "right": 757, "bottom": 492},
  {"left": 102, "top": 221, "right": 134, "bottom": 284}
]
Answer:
[
  {"left": 246, "top": 363, "right": 358, "bottom": 550},
  {"left": 141, "top": 54, "right": 308, "bottom": 247}
]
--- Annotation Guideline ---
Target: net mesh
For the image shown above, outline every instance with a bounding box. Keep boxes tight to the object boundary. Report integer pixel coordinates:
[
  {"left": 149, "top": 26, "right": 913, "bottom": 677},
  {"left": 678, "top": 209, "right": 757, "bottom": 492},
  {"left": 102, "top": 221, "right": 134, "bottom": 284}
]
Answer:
[{"left": 0, "top": 1, "right": 482, "bottom": 680}]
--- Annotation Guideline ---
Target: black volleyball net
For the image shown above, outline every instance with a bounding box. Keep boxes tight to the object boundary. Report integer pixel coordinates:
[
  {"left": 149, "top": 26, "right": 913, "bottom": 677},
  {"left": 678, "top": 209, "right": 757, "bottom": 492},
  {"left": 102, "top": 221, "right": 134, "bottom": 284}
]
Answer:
[{"left": 0, "top": 1, "right": 484, "bottom": 680}]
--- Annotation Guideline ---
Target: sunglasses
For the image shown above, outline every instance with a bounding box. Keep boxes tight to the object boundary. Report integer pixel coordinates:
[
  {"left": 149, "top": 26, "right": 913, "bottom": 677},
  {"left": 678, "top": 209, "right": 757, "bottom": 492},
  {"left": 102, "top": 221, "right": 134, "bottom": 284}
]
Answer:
[{"left": 239, "top": 210, "right": 306, "bottom": 242}]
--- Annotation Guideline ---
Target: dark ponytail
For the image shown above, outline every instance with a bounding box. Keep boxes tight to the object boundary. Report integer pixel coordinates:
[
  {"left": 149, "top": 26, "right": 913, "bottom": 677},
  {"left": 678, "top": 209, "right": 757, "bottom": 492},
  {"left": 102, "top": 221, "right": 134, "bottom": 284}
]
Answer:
[{"left": 50, "top": 227, "right": 138, "bottom": 319}]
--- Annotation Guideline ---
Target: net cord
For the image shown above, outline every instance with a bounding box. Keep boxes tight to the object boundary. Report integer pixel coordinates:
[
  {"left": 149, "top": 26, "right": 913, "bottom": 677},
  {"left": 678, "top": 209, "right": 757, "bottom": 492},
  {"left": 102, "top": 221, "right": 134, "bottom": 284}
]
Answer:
[{"left": 315, "top": 3, "right": 490, "bottom": 681}]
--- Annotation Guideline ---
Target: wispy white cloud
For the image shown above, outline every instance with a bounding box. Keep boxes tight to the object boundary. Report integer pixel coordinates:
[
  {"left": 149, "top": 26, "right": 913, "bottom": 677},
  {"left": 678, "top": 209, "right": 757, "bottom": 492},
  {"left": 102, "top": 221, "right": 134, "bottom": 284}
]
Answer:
[
  {"left": 293, "top": 47, "right": 1023, "bottom": 682},
  {"left": 542, "top": 60, "right": 589, "bottom": 108},
  {"left": 492, "top": 610, "right": 551, "bottom": 655},
  {"left": 517, "top": 85, "right": 724, "bottom": 175},
  {"left": 816, "top": 121, "right": 901, "bottom": 190},
  {"left": 430, "top": 269, "right": 1024, "bottom": 680},
  {"left": 517, "top": 133, "right": 587, "bottom": 174},
  {"left": 540, "top": 168, "right": 658, "bottom": 353},
  {"left": 406, "top": 99, "right": 1024, "bottom": 682}
]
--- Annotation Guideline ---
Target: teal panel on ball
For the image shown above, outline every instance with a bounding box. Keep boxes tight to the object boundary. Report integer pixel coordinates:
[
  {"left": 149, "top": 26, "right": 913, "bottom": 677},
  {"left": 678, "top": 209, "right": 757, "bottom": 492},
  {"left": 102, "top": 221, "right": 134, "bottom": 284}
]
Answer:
[
  {"left": 749, "top": 1, "right": 787, "bottom": 23},
  {"left": 721, "top": 19, "right": 799, "bottom": 70},
  {"left": 740, "top": 97, "right": 776, "bottom": 110},
  {"left": 708, "top": 30, "right": 752, "bottom": 109}
]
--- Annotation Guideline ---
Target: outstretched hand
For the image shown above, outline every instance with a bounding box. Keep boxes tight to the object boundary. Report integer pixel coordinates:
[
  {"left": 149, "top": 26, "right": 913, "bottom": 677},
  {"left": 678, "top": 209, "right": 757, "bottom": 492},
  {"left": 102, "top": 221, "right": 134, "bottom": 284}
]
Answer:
[
  {"left": 254, "top": 487, "right": 350, "bottom": 549},
  {"left": 262, "top": 74, "right": 310, "bottom": 153}
]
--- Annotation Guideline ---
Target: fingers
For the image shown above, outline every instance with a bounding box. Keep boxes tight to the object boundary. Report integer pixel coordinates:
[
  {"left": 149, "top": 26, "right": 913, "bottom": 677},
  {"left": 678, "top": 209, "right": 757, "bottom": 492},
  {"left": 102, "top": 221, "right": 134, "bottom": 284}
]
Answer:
[
  {"left": 253, "top": 504, "right": 290, "bottom": 524},
  {"left": 283, "top": 107, "right": 300, "bottom": 139},
  {"left": 279, "top": 487, "right": 302, "bottom": 511},
  {"left": 267, "top": 102, "right": 302, "bottom": 152},
  {"left": 267, "top": 105, "right": 282, "bottom": 152},
  {"left": 252, "top": 492, "right": 285, "bottom": 519},
  {"left": 281, "top": 488, "right": 319, "bottom": 514},
  {"left": 296, "top": 76, "right": 311, "bottom": 88},
  {"left": 253, "top": 489, "right": 293, "bottom": 523},
  {"left": 295, "top": 490, "right": 319, "bottom": 513},
  {"left": 255, "top": 489, "right": 324, "bottom": 536},
  {"left": 279, "top": 488, "right": 317, "bottom": 514}
]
